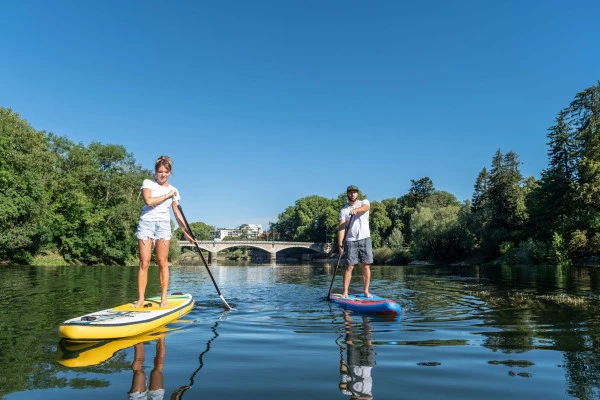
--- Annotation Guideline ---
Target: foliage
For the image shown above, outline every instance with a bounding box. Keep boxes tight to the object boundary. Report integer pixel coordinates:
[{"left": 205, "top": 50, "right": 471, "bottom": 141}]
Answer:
[
  {"left": 368, "top": 200, "right": 392, "bottom": 248},
  {"left": 470, "top": 149, "right": 528, "bottom": 260},
  {"left": 384, "top": 227, "right": 404, "bottom": 249},
  {"left": 277, "top": 195, "right": 345, "bottom": 243},
  {"left": 0, "top": 107, "right": 150, "bottom": 265},
  {"left": 0, "top": 108, "right": 53, "bottom": 263},
  {"left": 372, "top": 246, "right": 393, "bottom": 264},
  {"left": 174, "top": 221, "right": 214, "bottom": 241},
  {"left": 526, "top": 81, "right": 600, "bottom": 262},
  {"left": 548, "top": 232, "right": 571, "bottom": 266},
  {"left": 46, "top": 137, "right": 149, "bottom": 264},
  {"left": 410, "top": 192, "right": 474, "bottom": 263}
]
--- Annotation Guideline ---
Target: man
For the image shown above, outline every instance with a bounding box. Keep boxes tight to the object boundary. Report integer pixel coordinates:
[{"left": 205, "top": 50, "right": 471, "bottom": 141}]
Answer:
[{"left": 338, "top": 185, "right": 373, "bottom": 299}]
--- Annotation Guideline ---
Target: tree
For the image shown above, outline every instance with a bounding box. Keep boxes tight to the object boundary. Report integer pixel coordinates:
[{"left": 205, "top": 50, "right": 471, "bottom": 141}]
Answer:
[
  {"left": 368, "top": 201, "right": 392, "bottom": 248},
  {"left": 0, "top": 108, "right": 53, "bottom": 263},
  {"left": 407, "top": 177, "right": 435, "bottom": 207},
  {"left": 526, "top": 82, "right": 600, "bottom": 261},
  {"left": 478, "top": 149, "right": 527, "bottom": 257},
  {"left": 571, "top": 83, "right": 600, "bottom": 229},
  {"left": 384, "top": 227, "right": 404, "bottom": 249},
  {"left": 174, "top": 221, "right": 213, "bottom": 241},
  {"left": 410, "top": 191, "right": 473, "bottom": 263},
  {"left": 276, "top": 195, "right": 337, "bottom": 242},
  {"left": 46, "top": 136, "right": 149, "bottom": 264}
]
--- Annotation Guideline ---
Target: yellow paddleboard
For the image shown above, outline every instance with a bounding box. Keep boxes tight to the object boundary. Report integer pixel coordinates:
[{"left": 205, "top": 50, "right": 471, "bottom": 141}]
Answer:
[{"left": 59, "top": 293, "right": 194, "bottom": 340}]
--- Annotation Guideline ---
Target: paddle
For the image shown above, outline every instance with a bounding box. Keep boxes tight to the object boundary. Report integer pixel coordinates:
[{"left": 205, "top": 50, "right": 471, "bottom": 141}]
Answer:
[
  {"left": 326, "top": 214, "right": 354, "bottom": 301},
  {"left": 177, "top": 204, "right": 232, "bottom": 310}
]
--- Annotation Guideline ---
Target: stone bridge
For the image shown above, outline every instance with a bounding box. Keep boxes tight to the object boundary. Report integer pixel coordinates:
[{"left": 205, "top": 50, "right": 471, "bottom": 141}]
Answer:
[{"left": 179, "top": 240, "right": 333, "bottom": 261}]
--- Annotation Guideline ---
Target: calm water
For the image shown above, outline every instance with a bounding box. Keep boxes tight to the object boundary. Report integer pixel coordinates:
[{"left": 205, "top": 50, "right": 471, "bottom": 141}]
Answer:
[{"left": 2, "top": 263, "right": 600, "bottom": 400}]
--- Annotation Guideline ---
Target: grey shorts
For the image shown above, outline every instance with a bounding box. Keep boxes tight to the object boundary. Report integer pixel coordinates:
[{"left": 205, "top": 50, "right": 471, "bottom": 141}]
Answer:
[{"left": 345, "top": 238, "right": 373, "bottom": 266}]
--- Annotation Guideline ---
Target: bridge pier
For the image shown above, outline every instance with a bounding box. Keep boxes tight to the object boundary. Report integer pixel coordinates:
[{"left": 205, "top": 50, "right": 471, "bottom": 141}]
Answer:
[
  {"left": 270, "top": 252, "right": 276, "bottom": 262},
  {"left": 210, "top": 251, "right": 218, "bottom": 263}
]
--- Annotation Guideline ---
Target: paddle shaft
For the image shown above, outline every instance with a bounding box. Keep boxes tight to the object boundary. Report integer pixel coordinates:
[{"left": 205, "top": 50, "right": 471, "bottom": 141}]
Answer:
[
  {"left": 177, "top": 204, "right": 232, "bottom": 310},
  {"left": 326, "top": 214, "right": 354, "bottom": 300}
]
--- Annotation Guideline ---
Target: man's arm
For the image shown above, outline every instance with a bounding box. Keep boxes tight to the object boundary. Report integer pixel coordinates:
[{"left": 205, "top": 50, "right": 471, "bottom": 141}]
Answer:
[
  {"left": 349, "top": 200, "right": 370, "bottom": 215},
  {"left": 337, "top": 219, "right": 346, "bottom": 253}
]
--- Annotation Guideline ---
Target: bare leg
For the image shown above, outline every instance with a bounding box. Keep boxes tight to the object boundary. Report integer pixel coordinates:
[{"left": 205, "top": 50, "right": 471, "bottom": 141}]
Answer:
[
  {"left": 129, "top": 343, "right": 146, "bottom": 394},
  {"left": 134, "top": 238, "right": 152, "bottom": 308},
  {"left": 342, "top": 265, "right": 354, "bottom": 298},
  {"left": 362, "top": 263, "right": 372, "bottom": 298},
  {"left": 156, "top": 238, "right": 170, "bottom": 307},
  {"left": 149, "top": 337, "right": 165, "bottom": 391}
]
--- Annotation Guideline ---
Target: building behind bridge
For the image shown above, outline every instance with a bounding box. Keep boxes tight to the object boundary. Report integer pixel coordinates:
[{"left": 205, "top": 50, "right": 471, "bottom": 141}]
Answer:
[{"left": 209, "top": 224, "right": 263, "bottom": 241}]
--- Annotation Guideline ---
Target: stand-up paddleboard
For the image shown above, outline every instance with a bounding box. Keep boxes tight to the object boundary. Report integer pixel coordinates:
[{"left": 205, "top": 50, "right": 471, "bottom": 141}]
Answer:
[
  {"left": 329, "top": 289, "right": 401, "bottom": 314},
  {"left": 59, "top": 293, "right": 194, "bottom": 340},
  {"left": 57, "top": 331, "right": 166, "bottom": 367}
]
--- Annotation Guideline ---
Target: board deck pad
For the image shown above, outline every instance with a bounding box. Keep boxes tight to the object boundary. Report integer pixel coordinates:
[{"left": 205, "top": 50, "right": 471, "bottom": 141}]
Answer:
[
  {"left": 329, "top": 288, "right": 401, "bottom": 314},
  {"left": 59, "top": 293, "right": 194, "bottom": 340}
]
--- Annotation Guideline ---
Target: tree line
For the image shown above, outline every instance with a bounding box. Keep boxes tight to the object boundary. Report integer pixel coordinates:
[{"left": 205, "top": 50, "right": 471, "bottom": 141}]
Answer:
[
  {"left": 272, "top": 82, "right": 600, "bottom": 266},
  {"left": 1, "top": 81, "right": 599, "bottom": 266}
]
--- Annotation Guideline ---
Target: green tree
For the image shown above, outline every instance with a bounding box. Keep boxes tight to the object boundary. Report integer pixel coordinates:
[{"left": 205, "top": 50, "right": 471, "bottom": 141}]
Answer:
[
  {"left": 175, "top": 221, "right": 213, "bottom": 241},
  {"left": 47, "top": 137, "right": 149, "bottom": 264},
  {"left": 407, "top": 177, "right": 435, "bottom": 207},
  {"left": 526, "top": 82, "right": 600, "bottom": 262},
  {"left": 0, "top": 108, "right": 53, "bottom": 263},
  {"left": 384, "top": 227, "right": 404, "bottom": 249},
  {"left": 571, "top": 83, "right": 600, "bottom": 233},
  {"left": 410, "top": 191, "right": 473, "bottom": 263},
  {"left": 477, "top": 149, "right": 527, "bottom": 258},
  {"left": 527, "top": 111, "right": 578, "bottom": 241},
  {"left": 368, "top": 200, "right": 392, "bottom": 248},
  {"left": 277, "top": 195, "right": 337, "bottom": 242}
]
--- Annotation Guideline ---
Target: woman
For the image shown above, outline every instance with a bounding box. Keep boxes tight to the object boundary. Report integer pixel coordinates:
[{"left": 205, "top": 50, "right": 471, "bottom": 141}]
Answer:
[{"left": 134, "top": 155, "right": 194, "bottom": 308}]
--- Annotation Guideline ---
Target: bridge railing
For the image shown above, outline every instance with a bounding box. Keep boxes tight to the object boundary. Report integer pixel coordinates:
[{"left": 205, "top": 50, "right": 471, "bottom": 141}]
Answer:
[{"left": 178, "top": 240, "right": 327, "bottom": 246}]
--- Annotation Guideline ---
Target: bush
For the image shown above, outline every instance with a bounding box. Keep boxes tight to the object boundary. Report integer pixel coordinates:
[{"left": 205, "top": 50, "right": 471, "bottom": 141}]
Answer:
[{"left": 373, "top": 246, "right": 393, "bottom": 264}]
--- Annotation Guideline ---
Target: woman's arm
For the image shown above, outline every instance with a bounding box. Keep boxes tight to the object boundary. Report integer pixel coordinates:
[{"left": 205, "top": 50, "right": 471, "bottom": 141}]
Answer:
[
  {"left": 142, "top": 187, "right": 177, "bottom": 207},
  {"left": 172, "top": 201, "right": 196, "bottom": 243}
]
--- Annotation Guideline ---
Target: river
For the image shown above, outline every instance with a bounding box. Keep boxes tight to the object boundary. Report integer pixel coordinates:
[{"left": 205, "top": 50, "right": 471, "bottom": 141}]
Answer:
[{"left": 1, "top": 263, "right": 600, "bottom": 399}]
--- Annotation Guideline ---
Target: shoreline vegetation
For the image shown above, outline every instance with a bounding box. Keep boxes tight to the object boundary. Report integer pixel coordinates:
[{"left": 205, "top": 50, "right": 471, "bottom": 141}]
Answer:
[{"left": 2, "top": 81, "right": 600, "bottom": 268}]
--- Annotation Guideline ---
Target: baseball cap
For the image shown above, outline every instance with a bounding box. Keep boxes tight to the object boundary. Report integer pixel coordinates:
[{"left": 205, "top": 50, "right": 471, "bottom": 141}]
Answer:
[{"left": 346, "top": 185, "right": 359, "bottom": 192}]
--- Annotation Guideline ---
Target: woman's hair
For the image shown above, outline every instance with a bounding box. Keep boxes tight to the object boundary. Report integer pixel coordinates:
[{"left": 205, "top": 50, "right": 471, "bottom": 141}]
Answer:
[{"left": 155, "top": 155, "right": 173, "bottom": 172}]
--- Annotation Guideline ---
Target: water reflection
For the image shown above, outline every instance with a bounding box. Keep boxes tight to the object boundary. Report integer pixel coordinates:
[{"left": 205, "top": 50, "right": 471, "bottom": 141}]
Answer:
[
  {"left": 57, "top": 332, "right": 166, "bottom": 368},
  {"left": 172, "top": 312, "right": 227, "bottom": 399},
  {"left": 128, "top": 337, "right": 166, "bottom": 400},
  {"left": 338, "top": 311, "right": 375, "bottom": 400}
]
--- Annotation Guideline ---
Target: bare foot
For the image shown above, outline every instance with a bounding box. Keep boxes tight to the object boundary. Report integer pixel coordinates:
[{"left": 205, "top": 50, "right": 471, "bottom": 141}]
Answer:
[
  {"left": 132, "top": 299, "right": 145, "bottom": 308},
  {"left": 342, "top": 292, "right": 348, "bottom": 299},
  {"left": 364, "top": 292, "right": 372, "bottom": 298},
  {"left": 160, "top": 300, "right": 168, "bottom": 308}
]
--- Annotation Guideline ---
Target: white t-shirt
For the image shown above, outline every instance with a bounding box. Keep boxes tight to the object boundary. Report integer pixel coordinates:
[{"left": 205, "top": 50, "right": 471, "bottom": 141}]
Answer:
[
  {"left": 339, "top": 199, "right": 371, "bottom": 241},
  {"left": 139, "top": 179, "right": 181, "bottom": 222}
]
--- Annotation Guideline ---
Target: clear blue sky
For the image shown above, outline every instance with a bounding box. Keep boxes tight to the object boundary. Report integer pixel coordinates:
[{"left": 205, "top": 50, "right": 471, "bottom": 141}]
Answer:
[{"left": 1, "top": 1, "right": 598, "bottom": 229}]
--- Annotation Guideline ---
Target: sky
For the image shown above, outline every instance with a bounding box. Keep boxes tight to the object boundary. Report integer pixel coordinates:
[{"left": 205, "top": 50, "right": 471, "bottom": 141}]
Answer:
[{"left": 1, "top": 0, "right": 599, "bottom": 230}]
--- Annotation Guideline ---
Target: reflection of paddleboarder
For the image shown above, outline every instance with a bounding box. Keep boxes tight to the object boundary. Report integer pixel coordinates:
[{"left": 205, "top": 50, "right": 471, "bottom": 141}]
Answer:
[
  {"left": 338, "top": 311, "right": 375, "bottom": 400},
  {"left": 128, "top": 337, "right": 166, "bottom": 400}
]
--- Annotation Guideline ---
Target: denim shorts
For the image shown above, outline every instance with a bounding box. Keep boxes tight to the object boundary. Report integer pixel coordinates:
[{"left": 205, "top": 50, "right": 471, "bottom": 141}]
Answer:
[
  {"left": 135, "top": 220, "right": 172, "bottom": 241},
  {"left": 344, "top": 238, "right": 374, "bottom": 265}
]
